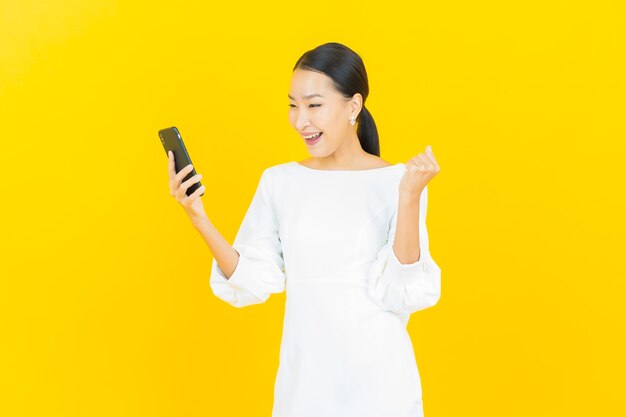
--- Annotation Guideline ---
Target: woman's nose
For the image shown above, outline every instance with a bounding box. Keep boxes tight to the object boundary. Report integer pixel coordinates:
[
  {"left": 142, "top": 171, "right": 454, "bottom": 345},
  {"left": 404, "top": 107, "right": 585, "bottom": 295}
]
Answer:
[{"left": 295, "top": 110, "right": 310, "bottom": 130}]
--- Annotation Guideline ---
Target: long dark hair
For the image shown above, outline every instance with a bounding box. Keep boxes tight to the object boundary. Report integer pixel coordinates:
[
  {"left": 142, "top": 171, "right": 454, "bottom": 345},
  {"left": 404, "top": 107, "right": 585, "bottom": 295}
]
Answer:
[{"left": 293, "top": 42, "right": 380, "bottom": 157}]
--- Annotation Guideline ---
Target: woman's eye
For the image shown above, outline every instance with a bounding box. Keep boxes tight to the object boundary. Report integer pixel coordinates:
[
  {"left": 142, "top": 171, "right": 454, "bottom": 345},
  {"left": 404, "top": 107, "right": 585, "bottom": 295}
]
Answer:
[{"left": 288, "top": 104, "right": 321, "bottom": 108}]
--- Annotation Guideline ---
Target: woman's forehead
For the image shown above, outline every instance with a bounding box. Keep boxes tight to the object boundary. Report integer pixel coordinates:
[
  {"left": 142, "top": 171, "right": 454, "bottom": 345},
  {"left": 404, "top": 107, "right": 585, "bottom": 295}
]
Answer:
[{"left": 289, "top": 69, "right": 333, "bottom": 95}]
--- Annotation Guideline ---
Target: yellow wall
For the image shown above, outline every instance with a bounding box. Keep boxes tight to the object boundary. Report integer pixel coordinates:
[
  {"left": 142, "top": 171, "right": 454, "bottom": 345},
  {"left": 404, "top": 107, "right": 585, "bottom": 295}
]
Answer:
[{"left": 2, "top": 1, "right": 624, "bottom": 416}]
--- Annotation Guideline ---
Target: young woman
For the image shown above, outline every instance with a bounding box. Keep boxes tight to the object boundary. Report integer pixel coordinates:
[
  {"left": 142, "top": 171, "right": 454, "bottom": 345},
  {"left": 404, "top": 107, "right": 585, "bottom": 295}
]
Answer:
[{"left": 167, "top": 42, "right": 441, "bottom": 417}]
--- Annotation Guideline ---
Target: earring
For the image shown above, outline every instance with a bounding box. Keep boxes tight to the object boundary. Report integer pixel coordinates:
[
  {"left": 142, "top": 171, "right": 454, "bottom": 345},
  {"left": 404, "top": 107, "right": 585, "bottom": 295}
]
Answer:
[{"left": 349, "top": 116, "right": 356, "bottom": 125}]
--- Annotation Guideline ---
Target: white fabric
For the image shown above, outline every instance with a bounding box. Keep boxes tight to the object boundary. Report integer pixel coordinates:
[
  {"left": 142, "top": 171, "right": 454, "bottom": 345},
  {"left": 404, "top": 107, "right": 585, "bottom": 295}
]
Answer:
[{"left": 210, "top": 161, "right": 441, "bottom": 417}]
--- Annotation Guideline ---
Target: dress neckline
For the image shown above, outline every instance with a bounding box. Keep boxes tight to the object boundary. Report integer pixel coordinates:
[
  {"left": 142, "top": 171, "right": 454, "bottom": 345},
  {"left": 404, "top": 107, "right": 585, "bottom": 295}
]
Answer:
[{"left": 291, "top": 161, "right": 403, "bottom": 172}]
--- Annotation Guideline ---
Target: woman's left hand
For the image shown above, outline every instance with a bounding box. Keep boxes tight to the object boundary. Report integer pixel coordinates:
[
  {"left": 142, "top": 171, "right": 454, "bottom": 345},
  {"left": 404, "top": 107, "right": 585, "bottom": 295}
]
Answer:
[{"left": 399, "top": 145, "right": 440, "bottom": 197}]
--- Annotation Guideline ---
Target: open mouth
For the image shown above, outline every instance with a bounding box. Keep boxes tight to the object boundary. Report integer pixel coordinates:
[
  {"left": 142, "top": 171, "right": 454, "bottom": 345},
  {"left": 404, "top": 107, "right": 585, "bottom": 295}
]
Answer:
[{"left": 304, "top": 132, "right": 323, "bottom": 145}]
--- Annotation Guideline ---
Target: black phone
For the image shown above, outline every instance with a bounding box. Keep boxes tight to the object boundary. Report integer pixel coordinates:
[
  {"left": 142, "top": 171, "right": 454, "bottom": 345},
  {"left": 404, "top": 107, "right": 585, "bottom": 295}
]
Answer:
[{"left": 158, "top": 126, "right": 204, "bottom": 197}]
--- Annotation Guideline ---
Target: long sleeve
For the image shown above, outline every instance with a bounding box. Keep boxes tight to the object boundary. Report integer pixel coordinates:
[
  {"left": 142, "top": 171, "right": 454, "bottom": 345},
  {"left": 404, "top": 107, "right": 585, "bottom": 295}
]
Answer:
[
  {"left": 367, "top": 185, "right": 441, "bottom": 317},
  {"left": 209, "top": 169, "right": 286, "bottom": 308}
]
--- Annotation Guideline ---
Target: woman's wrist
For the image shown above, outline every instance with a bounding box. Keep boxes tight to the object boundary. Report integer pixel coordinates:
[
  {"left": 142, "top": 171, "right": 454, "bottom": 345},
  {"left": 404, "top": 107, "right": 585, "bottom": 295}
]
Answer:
[
  {"left": 399, "top": 188, "right": 422, "bottom": 205},
  {"left": 189, "top": 212, "right": 210, "bottom": 229}
]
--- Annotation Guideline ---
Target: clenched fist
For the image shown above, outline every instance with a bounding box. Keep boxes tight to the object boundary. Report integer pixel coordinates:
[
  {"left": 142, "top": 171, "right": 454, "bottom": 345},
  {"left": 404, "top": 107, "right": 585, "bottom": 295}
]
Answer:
[{"left": 399, "top": 145, "right": 440, "bottom": 197}]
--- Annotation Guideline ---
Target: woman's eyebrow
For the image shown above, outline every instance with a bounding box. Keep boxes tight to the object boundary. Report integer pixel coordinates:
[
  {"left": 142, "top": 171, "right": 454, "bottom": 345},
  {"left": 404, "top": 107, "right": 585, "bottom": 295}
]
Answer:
[{"left": 288, "top": 93, "right": 325, "bottom": 100}]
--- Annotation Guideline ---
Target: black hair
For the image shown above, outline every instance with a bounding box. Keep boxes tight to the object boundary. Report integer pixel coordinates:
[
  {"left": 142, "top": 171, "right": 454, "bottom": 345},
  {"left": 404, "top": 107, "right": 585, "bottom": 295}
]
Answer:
[{"left": 293, "top": 42, "right": 380, "bottom": 157}]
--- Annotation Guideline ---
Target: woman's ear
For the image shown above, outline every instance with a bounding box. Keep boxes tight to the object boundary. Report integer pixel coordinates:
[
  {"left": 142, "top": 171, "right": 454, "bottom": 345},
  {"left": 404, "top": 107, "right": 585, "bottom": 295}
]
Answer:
[{"left": 350, "top": 93, "right": 363, "bottom": 117}]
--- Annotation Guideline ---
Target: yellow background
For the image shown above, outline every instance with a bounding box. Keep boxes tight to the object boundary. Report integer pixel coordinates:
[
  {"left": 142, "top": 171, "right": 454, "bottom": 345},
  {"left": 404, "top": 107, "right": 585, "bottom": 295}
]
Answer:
[{"left": 2, "top": 1, "right": 624, "bottom": 416}]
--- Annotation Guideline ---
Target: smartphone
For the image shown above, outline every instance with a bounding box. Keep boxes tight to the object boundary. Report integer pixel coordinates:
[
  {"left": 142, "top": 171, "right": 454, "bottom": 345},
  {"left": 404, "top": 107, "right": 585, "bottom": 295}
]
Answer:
[{"left": 158, "top": 126, "right": 204, "bottom": 197}]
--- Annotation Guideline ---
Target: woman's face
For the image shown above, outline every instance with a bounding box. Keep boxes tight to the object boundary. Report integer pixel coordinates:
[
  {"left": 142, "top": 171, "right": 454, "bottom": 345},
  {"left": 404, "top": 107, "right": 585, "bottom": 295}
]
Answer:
[{"left": 288, "top": 68, "right": 361, "bottom": 156}]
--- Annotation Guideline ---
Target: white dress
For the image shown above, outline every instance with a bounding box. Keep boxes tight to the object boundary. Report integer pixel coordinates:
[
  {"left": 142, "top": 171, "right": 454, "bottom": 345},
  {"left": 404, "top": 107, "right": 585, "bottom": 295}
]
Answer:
[{"left": 210, "top": 161, "right": 441, "bottom": 417}]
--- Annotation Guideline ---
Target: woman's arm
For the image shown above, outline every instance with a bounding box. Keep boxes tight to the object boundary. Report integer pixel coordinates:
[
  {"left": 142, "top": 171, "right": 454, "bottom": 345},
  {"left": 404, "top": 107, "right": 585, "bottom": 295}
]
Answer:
[
  {"left": 207, "top": 169, "right": 286, "bottom": 307},
  {"left": 392, "top": 191, "right": 422, "bottom": 264},
  {"left": 192, "top": 216, "right": 239, "bottom": 280},
  {"left": 394, "top": 144, "right": 440, "bottom": 264}
]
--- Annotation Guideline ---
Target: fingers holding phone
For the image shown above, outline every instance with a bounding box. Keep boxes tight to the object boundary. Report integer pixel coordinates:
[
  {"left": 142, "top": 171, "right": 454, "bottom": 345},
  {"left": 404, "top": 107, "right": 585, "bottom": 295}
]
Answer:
[
  {"left": 159, "top": 126, "right": 206, "bottom": 221},
  {"left": 168, "top": 151, "right": 207, "bottom": 221}
]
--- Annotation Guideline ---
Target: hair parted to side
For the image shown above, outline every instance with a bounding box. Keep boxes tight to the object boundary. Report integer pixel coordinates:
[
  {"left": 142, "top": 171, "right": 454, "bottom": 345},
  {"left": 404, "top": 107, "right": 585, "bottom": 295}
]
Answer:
[{"left": 293, "top": 42, "right": 380, "bottom": 157}]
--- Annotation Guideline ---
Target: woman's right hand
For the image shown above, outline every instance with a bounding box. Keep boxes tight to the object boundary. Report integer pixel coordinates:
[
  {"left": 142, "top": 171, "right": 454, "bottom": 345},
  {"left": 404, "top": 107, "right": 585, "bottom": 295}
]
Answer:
[{"left": 168, "top": 151, "right": 207, "bottom": 223}]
